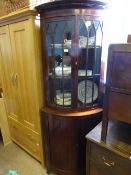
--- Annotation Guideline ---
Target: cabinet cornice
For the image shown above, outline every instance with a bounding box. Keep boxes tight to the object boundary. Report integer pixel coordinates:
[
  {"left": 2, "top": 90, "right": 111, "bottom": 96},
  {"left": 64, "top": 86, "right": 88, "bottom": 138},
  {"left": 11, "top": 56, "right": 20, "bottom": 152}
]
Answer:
[{"left": 0, "top": 9, "right": 38, "bottom": 26}]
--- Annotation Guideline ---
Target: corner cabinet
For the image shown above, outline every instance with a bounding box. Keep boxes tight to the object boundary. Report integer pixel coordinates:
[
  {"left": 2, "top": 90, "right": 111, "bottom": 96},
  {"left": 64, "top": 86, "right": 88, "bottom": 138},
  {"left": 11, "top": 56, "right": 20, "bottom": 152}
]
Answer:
[
  {"left": 0, "top": 10, "right": 44, "bottom": 162},
  {"left": 36, "top": 1, "right": 106, "bottom": 174}
]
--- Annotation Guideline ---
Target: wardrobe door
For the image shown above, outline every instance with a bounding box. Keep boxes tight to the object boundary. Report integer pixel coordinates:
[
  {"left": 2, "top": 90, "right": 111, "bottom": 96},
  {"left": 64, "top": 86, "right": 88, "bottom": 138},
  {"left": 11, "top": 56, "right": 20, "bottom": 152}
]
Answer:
[
  {"left": 0, "top": 25, "right": 18, "bottom": 121},
  {"left": 9, "top": 19, "right": 40, "bottom": 132}
]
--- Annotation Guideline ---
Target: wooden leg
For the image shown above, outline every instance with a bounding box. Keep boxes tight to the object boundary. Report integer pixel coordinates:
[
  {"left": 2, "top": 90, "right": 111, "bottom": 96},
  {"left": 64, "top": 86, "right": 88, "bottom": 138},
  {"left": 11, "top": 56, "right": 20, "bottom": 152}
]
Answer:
[
  {"left": 86, "top": 141, "right": 91, "bottom": 175},
  {"left": 101, "top": 116, "right": 109, "bottom": 142},
  {"left": 101, "top": 87, "right": 109, "bottom": 142}
]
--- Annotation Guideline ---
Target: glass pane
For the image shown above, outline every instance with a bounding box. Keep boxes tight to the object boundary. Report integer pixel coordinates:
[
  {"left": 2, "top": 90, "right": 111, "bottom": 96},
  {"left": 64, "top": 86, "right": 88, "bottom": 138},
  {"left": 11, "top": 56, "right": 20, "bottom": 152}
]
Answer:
[
  {"left": 78, "top": 20, "right": 94, "bottom": 78},
  {"left": 45, "top": 19, "right": 73, "bottom": 107},
  {"left": 94, "top": 21, "right": 103, "bottom": 75},
  {"left": 77, "top": 19, "right": 102, "bottom": 108}
]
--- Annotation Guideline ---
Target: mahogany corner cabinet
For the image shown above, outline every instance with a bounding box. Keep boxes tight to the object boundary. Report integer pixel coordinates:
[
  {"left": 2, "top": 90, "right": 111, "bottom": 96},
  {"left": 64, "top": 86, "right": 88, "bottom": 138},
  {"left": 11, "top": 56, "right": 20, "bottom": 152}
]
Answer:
[{"left": 36, "top": 1, "right": 106, "bottom": 174}]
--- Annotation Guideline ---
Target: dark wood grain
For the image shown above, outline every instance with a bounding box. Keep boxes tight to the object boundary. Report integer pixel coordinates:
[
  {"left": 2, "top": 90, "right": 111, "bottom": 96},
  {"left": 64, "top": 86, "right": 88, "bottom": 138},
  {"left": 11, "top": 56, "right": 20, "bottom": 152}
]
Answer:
[
  {"left": 91, "top": 143, "right": 131, "bottom": 175},
  {"left": 89, "top": 161, "right": 112, "bottom": 175},
  {"left": 40, "top": 9, "right": 103, "bottom": 21},
  {"left": 36, "top": 0, "right": 107, "bottom": 12},
  {"left": 86, "top": 120, "right": 131, "bottom": 175},
  {"left": 42, "top": 107, "right": 103, "bottom": 117},
  {"left": 86, "top": 120, "right": 131, "bottom": 157},
  {"left": 108, "top": 92, "right": 131, "bottom": 123},
  {"left": 41, "top": 111, "right": 102, "bottom": 175}
]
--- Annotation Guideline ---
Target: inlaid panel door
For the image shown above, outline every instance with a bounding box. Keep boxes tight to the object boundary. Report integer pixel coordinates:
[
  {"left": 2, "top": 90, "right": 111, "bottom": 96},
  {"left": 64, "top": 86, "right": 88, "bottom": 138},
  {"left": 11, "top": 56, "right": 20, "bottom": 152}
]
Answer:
[
  {"left": 0, "top": 25, "right": 18, "bottom": 121},
  {"left": 9, "top": 19, "right": 40, "bottom": 132}
]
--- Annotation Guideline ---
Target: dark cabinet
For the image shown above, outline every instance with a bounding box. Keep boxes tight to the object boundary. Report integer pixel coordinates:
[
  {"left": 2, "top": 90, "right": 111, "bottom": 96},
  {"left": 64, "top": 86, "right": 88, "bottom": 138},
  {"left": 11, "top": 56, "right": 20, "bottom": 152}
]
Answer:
[
  {"left": 36, "top": 1, "right": 106, "bottom": 174},
  {"left": 42, "top": 110, "right": 102, "bottom": 175}
]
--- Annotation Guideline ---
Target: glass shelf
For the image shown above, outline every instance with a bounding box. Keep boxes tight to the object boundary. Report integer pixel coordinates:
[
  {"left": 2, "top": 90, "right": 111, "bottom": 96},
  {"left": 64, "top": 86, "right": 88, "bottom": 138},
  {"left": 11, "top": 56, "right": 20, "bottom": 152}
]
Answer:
[
  {"left": 48, "top": 74, "right": 100, "bottom": 80},
  {"left": 49, "top": 75, "right": 71, "bottom": 80},
  {"left": 49, "top": 43, "right": 100, "bottom": 49}
]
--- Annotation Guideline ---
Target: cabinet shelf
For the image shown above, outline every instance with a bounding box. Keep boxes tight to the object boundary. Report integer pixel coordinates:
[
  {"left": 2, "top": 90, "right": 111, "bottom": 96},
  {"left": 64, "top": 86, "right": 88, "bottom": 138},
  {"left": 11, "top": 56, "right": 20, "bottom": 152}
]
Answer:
[
  {"left": 78, "top": 74, "right": 100, "bottom": 78},
  {"left": 49, "top": 44, "right": 100, "bottom": 50},
  {"left": 48, "top": 76, "right": 100, "bottom": 81},
  {"left": 49, "top": 75, "right": 71, "bottom": 79},
  {"left": 48, "top": 74, "right": 100, "bottom": 80}
]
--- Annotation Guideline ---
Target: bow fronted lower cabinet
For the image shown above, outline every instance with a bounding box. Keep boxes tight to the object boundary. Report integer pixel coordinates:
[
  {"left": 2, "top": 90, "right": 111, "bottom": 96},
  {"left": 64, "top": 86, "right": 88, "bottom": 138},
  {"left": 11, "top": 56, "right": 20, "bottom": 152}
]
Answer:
[
  {"left": 0, "top": 9, "right": 44, "bottom": 163},
  {"left": 36, "top": 0, "right": 107, "bottom": 174}
]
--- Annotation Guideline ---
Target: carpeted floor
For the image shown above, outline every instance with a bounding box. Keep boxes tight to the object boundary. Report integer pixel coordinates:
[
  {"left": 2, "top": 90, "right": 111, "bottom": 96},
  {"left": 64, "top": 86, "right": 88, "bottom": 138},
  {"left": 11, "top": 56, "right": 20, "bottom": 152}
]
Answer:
[{"left": 0, "top": 133, "right": 47, "bottom": 175}]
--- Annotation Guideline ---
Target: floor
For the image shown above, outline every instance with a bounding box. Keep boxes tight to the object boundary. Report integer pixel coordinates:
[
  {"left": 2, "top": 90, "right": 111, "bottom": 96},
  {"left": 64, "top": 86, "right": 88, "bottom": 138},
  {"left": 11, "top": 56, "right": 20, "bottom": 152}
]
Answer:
[{"left": 0, "top": 133, "right": 47, "bottom": 175}]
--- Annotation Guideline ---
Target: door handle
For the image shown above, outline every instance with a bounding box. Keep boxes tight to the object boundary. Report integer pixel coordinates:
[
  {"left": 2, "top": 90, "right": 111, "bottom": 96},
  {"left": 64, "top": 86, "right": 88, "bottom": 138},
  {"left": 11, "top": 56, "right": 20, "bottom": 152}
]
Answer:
[
  {"left": 11, "top": 73, "right": 18, "bottom": 85},
  {"left": 14, "top": 73, "right": 18, "bottom": 83}
]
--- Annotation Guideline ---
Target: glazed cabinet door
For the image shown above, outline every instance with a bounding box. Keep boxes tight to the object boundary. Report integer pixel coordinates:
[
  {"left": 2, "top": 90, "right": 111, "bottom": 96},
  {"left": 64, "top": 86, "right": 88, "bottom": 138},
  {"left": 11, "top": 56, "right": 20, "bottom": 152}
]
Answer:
[
  {"left": 43, "top": 12, "right": 103, "bottom": 111},
  {"left": 9, "top": 19, "right": 40, "bottom": 132},
  {"left": 44, "top": 17, "right": 74, "bottom": 109},
  {"left": 0, "top": 25, "right": 18, "bottom": 120}
]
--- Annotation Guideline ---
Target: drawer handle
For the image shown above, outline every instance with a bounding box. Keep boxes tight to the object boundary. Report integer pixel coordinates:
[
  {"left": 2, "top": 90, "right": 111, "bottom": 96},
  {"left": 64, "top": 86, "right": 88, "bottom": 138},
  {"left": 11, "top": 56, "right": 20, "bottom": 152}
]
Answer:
[
  {"left": 102, "top": 157, "right": 115, "bottom": 167},
  {"left": 11, "top": 73, "right": 18, "bottom": 85}
]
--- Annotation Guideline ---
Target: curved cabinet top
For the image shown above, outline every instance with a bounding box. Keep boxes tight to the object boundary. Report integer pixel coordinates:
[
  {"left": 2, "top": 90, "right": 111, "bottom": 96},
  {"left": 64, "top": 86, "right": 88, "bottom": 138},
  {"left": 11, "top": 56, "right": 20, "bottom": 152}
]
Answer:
[{"left": 36, "top": 0, "right": 107, "bottom": 12}]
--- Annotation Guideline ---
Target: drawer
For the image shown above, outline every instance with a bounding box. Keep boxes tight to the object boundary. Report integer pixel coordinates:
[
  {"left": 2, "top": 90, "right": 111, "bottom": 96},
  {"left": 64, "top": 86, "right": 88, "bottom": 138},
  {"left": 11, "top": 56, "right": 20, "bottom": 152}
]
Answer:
[
  {"left": 108, "top": 92, "right": 131, "bottom": 124},
  {"left": 8, "top": 117, "right": 41, "bottom": 161},
  {"left": 89, "top": 161, "right": 112, "bottom": 175},
  {"left": 90, "top": 143, "right": 131, "bottom": 175}
]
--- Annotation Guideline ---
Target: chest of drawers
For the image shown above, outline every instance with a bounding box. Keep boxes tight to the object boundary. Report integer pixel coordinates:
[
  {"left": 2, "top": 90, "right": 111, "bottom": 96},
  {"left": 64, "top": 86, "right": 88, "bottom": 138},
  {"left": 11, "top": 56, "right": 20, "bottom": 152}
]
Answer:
[{"left": 86, "top": 120, "right": 131, "bottom": 175}]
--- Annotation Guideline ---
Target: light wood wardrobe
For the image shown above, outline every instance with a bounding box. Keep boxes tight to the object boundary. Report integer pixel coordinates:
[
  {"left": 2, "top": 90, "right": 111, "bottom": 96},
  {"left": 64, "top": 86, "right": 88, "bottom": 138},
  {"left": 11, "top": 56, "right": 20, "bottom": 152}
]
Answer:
[{"left": 0, "top": 9, "right": 44, "bottom": 163}]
